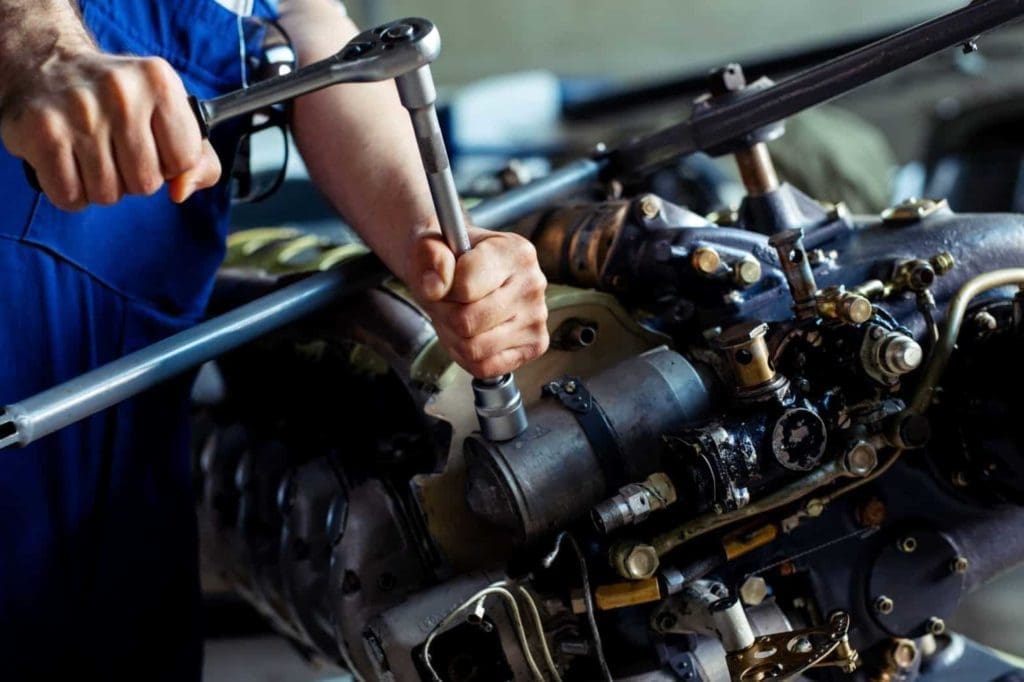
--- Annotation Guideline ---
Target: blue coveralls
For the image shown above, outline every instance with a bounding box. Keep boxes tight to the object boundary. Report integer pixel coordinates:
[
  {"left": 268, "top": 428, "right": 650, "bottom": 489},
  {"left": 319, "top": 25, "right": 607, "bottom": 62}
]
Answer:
[{"left": 0, "top": 0, "right": 276, "bottom": 677}]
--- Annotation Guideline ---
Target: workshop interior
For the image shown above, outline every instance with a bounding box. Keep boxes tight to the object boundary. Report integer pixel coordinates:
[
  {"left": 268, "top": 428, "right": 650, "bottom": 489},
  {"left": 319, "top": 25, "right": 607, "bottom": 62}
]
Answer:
[{"left": 13, "top": 0, "right": 1024, "bottom": 680}]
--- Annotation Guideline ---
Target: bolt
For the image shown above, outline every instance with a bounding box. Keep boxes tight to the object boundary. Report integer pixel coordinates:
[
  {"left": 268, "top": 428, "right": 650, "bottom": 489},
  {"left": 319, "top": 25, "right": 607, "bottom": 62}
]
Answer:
[
  {"left": 898, "top": 536, "right": 918, "bottom": 553},
  {"left": 845, "top": 441, "right": 878, "bottom": 477},
  {"left": 740, "top": 576, "right": 768, "bottom": 606},
  {"left": 620, "top": 543, "right": 660, "bottom": 580},
  {"left": 891, "top": 639, "right": 918, "bottom": 668},
  {"left": 974, "top": 311, "right": 998, "bottom": 331},
  {"left": 951, "top": 556, "right": 970, "bottom": 575},
  {"left": 882, "top": 335, "right": 924, "bottom": 374},
  {"left": 708, "top": 62, "right": 746, "bottom": 95},
  {"left": 639, "top": 195, "right": 662, "bottom": 220},
  {"left": 734, "top": 258, "right": 762, "bottom": 286},
  {"left": 930, "top": 252, "right": 955, "bottom": 275},
  {"left": 927, "top": 617, "right": 946, "bottom": 635},
  {"left": 857, "top": 497, "right": 887, "bottom": 528},
  {"left": 805, "top": 498, "right": 825, "bottom": 517},
  {"left": 655, "top": 611, "right": 678, "bottom": 631},
  {"left": 839, "top": 292, "right": 874, "bottom": 324},
  {"left": 875, "top": 595, "right": 895, "bottom": 615},
  {"left": 381, "top": 23, "right": 415, "bottom": 42},
  {"left": 564, "top": 380, "right": 577, "bottom": 394},
  {"left": 691, "top": 247, "right": 721, "bottom": 275},
  {"left": 791, "top": 637, "right": 813, "bottom": 654}
]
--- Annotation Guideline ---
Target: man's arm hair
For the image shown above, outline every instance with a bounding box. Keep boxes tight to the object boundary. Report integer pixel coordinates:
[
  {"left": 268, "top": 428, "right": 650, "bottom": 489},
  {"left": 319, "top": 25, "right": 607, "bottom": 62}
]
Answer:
[{"left": 0, "top": 1, "right": 94, "bottom": 106}]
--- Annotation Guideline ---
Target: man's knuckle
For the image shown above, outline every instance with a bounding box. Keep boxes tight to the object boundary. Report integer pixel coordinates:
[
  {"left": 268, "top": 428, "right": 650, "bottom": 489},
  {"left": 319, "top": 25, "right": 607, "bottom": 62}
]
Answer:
[{"left": 452, "top": 309, "right": 476, "bottom": 338}]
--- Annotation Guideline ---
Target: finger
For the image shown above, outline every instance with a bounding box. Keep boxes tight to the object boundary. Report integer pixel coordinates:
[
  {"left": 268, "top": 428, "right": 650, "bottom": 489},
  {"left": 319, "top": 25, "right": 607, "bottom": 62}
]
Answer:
[
  {"left": 446, "top": 237, "right": 516, "bottom": 304},
  {"left": 36, "top": 145, "right": 87, "bottom": 211},
  {"left": 74, "top": 129, "right": 123, "bottom": 205},
  {"left": 440, "top": 315, "right": 549, "bottom": 378},
  {"left": 145, "top": 59, "right": 203, "bottom": 178},
  {"left": 433, "top": 286, "right": 520, "bottom": 339},
  {"left": 168, "top": 141, "right": 221, "bottom": 203},
  {"left": 409, "top": 233, "right": 457, "bottom": 302},
  {"left": 112, "top": 115, "right": 162, "bottom": 196}
]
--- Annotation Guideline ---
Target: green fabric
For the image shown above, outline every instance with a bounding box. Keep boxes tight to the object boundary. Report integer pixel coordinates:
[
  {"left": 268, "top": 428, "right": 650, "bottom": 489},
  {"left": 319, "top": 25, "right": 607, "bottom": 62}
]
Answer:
[{"left": 766, "top": 105, "right": 897, "bottom": 214}]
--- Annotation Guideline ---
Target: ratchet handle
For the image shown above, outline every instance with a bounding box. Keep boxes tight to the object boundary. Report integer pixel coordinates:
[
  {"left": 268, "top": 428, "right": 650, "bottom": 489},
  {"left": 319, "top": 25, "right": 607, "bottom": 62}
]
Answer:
[{"left": 22, "top": 94, "right": 210, "bottom": 195}]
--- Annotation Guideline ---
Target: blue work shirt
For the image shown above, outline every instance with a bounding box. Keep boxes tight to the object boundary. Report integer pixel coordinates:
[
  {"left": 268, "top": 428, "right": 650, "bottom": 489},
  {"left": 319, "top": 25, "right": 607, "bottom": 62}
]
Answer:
[{"left": 0, "top": 0, "right": 276, "bottom": 678}]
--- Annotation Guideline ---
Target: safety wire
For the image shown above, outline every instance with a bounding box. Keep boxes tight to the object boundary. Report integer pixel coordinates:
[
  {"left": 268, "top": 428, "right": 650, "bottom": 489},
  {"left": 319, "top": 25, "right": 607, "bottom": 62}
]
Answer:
[
  {"left": 422, "top": 582, "right": 547, "bottom": 681},
  {"left": 543, "top": 532, "right": 613, "bottom": 682}
]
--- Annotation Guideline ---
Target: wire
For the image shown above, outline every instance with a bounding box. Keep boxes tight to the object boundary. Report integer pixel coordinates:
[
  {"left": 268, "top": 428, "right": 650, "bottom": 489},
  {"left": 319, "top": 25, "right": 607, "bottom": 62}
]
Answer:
[
  {"left": 518, "top": 586, "right": 563, "bottom": 682},
  {"left": 422, "top": 583, "right": 545, "bottom": 682},
  {"left": 543, "top": 532, "right": 613, "bottom": 682}
]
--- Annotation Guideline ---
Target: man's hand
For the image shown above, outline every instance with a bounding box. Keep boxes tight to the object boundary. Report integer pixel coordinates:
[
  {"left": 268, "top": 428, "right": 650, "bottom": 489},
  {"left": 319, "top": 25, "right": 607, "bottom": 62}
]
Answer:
[
  {"left": 408, "top": 227, "right": 549, "bottom": 379},
  {"left": 0, "top": 45, "right": 220, "bottom": 210}
]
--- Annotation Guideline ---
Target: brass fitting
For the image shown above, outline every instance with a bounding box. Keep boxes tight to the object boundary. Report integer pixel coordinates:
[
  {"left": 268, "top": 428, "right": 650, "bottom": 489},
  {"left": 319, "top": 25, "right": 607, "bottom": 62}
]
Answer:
[
  {"left": 716, "top": 320, "right": 776, "bottom": 388},
  {"left": 817, "top": 286, "right": 873, "bottom": 325}
]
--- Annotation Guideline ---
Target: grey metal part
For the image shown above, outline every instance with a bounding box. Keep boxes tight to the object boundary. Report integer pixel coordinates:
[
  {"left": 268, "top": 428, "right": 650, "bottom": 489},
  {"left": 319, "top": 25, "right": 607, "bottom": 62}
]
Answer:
[
  {"left": 328, "top": 479, "right": 430, "bottom": 677},
  {"left": 201, "top": 18, "right": 441, "bottom": 128},
  {"left": 464, "top": 347, "right": 715, "bottom": 540},
  {"left": 279, "top": 457, "right": 343, "bottom": 658},
  {"left": 361, "top": 570, "right": 511, "bottom": 681},
  {"left": 472, "top": 373, "right": 529, "bottom": 442}
]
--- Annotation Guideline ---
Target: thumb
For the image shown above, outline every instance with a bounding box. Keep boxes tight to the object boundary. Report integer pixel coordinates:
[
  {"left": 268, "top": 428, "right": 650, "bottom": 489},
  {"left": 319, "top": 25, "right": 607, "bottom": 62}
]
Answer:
[
  {"left": 168, "top": 141, "right": 222, "bottom": 204},
  {"left": 410, "top": 233, "right": 456, "bottom": 303}
]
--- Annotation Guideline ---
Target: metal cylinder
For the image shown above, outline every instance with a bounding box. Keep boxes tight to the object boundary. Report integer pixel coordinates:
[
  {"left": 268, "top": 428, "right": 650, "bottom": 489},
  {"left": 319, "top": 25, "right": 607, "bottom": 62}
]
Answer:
[
  {"left": 716, "top": 321, "right": 775, "bottom": 389},
  {"left": 768, "top": 228, "right": 818, "bottom": 318},
  {"left": 710, "top": 596, "right": 756, "bottom": 652},
  {"left": 464, "top": 347, "right": 714, "bottom": 541},
  {"left": 472, "top": 374, "right": 528, "bottom": 442},
  {"left": 733, "top": 143, "right": 780, "bottom": 197}
]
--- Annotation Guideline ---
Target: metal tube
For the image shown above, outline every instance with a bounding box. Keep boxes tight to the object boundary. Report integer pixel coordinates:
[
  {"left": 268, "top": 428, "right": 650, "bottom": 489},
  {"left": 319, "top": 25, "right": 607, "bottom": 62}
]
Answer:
[
  {"left": 0, "top": 255, "right": 387, "bottom": 449},
  {"left": 0, "top": 164, "right": 601, "bottom": 450},
  {"left": 611, "top": 0, "right": 1024, "bottom": 176}
]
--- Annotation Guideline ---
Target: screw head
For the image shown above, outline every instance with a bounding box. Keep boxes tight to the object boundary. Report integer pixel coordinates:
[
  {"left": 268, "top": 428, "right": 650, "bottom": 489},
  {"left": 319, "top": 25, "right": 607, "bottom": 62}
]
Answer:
[
  {"left": 875, "top": 595, "right": 895, "bottom": 615},
  {"left": 791, "top": 637, "right": 813, "bottom": 654},
  {"left": 805, "top": 498, "right": 825, "bottom": 517},
  {"left": 891, "top": 639, "right": 918, "bottom": 668},
  {"left": 845, "top": 442, "right": 878, "bottom": 477},
  {"left": 740, "top": 576, "right": 768, "bottom": 606},
  {"left": 639, "top": 195, "right": 662, "bottom": 219},
  {"left": 734, "top": 258, "right": 762, "bottom": 286},
  {"left": 624, "top": 543, "right": 660, "bottom": 579},
  {"left": 691, "top": 247, "right": 721, "bottom": 275},
  {"left": 951, "top": 556, "right": 970, "bottom": 575},
  {"left": 898, "top": 536, "right": 918, "bottom": 553},
  {"left": 927, "top": 617, "right": 946, "bottom": 635}
]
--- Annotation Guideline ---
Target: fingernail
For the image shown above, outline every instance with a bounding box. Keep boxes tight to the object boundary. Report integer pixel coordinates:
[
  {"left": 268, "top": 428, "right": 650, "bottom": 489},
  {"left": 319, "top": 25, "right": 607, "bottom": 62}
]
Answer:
[{"left": 421, "top": 271, "right": 444, "bottom": 298}]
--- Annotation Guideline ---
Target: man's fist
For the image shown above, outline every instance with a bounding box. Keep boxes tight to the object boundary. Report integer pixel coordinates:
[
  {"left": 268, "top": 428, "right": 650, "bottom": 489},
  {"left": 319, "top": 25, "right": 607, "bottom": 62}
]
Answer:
[
  {"left": 0, "top": 48, "right": 220, "bottom": 210},
  {"left": 409, "top": 227, "right": 549, "bottom": 379}
]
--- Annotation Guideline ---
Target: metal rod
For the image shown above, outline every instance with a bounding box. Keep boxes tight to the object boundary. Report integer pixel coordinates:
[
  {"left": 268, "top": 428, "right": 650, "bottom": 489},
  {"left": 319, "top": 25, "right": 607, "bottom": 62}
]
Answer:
[
  {"left": 0, "top": 164, "right": 601, "bottom": 449},
  {"left": 611, "top": 0, "right": 1024, "bottom": 176},
  {"left": 0, "top": 255, "right": 386, "bottom": 449}
]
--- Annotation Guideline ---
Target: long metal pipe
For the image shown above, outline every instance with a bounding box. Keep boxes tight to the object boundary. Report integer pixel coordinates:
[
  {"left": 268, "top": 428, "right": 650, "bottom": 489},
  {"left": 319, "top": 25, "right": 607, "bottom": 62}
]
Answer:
[
  {"left": 611, "top": 0, "right": 1024, "bottom": 176},
  {"left": 0, "top": 162, "right": 602, "bottom": 449}
]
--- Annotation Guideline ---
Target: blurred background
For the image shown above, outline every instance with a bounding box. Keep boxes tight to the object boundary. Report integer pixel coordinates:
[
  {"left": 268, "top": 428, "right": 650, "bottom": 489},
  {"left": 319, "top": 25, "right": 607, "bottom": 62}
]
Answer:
[{"left": 208, "top": 0, "right": 1024, "bottom": 678}]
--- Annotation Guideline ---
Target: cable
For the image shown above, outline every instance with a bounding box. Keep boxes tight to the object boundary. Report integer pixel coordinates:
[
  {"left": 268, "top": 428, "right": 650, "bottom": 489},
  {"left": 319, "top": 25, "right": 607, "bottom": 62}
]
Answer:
[
  {"left": 543, "top": 532, "right": 613, "bottom": 682},
  {"left": 422, "top": 583, "right": 545, "bottom": 682},
  {"left": 518, "top": 586, "right": 563, "bottom": 682}
]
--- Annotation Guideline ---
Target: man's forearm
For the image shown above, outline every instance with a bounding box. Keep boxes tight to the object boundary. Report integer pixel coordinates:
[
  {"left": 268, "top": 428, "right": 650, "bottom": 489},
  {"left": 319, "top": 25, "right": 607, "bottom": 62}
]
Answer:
[
  {"left": 0, "top": 0, "right": 93, "bottom": 103},
  {"left": 278, "top": 0, "right": 440, "bottom": 288}
]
